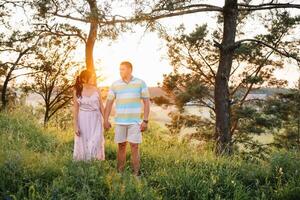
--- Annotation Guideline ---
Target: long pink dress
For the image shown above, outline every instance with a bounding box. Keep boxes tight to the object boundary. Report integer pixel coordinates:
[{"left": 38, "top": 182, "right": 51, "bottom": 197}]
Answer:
[{"left": 73, "top": 90, "right": 105, "bottom": 161}]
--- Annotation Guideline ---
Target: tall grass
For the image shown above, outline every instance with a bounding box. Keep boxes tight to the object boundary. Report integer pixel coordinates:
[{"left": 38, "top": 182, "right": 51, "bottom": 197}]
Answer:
[{"left": 0, "top": 107, "right": 300, "bottom": 199}]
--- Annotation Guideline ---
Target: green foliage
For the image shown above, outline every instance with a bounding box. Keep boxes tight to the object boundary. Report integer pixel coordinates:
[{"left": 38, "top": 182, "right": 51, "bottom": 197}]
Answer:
[
  {"left": 1, "top": 107, "right": 300, "bottom": 199},
  {"left": 262, "top": 90, "right": 300, "bottom": 150},
  {"left": 151, "top": 96, "right": 170, "bottom": 107},
  {"left": 181, "top": 24, "right": 208, "bottom": 47},
  {"left": 242, "top": 75, "right": 264, "bottom": 85}
]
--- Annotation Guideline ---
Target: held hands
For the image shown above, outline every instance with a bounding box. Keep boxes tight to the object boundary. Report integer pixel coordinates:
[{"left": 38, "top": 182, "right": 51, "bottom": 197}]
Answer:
[
  {"left": 104, "top": 120, "right": 112, "bottom": 131},
  {"left": 140, "top": 121, "right": 148, "bottom": 132}
]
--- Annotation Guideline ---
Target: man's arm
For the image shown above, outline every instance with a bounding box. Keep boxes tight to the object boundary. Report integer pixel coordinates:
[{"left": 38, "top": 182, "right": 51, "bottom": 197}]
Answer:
[
  {"left": 142, "top": 98, "right": 150, "bottom": 120},
  {"left": 104, "top": 83, "right": 116, "bottom": 130},
  {"left": 140, "top": 80, "right": 150, "bottom": 131},
  {"left": 104, "top": 99, "right": 114, "bottom": 130},
  {"left": 140, "top": 98, "right": 150, "bottom": 132}
]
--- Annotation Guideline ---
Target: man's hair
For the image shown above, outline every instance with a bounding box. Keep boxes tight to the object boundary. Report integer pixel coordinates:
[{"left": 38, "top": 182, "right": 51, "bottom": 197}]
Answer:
[{"left": 120, "top": 61, "right": 133, "bottom": 70}]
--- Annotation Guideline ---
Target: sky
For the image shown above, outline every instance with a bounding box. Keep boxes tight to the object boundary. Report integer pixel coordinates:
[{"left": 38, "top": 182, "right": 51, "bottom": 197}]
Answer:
[
  {"left": 73, "top": 5, "right": 223, "bottom": 87},
  {"left": 93, "top": 7, "right": 300, "bottom": 88},
  {"left": 3, "top": 0, "right": 300, "bottom": 88}
]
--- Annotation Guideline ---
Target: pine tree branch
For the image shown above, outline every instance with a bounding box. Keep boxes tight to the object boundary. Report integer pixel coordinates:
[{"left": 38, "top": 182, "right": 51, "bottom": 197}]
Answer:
[
  {"left": 49, "top": 6, "right": 223, "bottom": 24},
  {"left": 238, "top": 2, "right": 300, "bottom": 11},
  {"left": 235, "top": 39, "right": 300, "bottom": 62}
]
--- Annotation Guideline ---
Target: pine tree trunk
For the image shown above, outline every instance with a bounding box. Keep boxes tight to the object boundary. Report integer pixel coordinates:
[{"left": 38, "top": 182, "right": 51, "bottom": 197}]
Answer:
[{"left": 214, "top": 0, "right": 238, "bottom": 155}]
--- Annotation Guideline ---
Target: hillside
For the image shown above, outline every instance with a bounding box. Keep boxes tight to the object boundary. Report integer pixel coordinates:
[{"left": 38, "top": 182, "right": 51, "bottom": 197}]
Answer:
[{"left": 0, "top": 107, "right": 300, "bottom": 200}]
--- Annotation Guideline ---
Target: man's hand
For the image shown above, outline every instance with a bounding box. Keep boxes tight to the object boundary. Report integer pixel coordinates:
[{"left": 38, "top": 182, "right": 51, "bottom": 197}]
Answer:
[
  {"left": 104, "top": 120, "right": 112, "bottom": 130},
  {"left": 75, "top": 126, "right": 80, "bottom": 136},
  {"left": 140, "top": 121, "right": 148, "bottom": 132}
]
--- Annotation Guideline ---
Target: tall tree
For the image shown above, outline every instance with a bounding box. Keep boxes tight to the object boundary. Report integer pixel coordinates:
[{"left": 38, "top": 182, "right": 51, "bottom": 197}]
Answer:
[
  {"left": 136, "top": 0, "right": 300, "bottom": 155},
  {"left": 154, "top": 10, "right": 298, "bottom": 154}
]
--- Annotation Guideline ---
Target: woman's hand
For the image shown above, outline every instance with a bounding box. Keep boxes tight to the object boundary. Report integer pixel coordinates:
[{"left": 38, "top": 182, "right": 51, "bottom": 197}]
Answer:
[{"left": 75, "top": 126, "right": 80, "bottom": 136}]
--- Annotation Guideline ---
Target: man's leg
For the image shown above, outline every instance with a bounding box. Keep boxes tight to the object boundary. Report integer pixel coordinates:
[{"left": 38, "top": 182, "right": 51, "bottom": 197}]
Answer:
[
  {"left": 115, "top": 125, "right": 127, "bottom": 173},
  {"left": 129, "top": 142, "right": 140, "bottom": 176},
  {"left": 117, "top": 142, "right": 127, "bottom": 173}
]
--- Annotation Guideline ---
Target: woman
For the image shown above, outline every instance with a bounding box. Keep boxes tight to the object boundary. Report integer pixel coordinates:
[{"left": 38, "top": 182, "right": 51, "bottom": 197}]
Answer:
[{"left": 73, "top": 69, "right": 105, "bottom": 161}]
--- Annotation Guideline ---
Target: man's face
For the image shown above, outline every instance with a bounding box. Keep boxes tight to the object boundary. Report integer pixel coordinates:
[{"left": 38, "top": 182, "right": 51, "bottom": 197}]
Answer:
[{"left": 119, "top": 64, "right": 132, "bottom": 79}]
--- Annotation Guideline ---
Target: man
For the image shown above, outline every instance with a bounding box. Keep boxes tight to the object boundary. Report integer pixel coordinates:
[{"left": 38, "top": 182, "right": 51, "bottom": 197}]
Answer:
[{"left": 104, "top": 61, "right": 150, "bottom": 176}]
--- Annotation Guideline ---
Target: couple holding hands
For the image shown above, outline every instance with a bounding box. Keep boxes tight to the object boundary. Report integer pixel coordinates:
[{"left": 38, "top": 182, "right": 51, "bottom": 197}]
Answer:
[{"left": 72, "top": 61, "right": 150, "bottom": 177}]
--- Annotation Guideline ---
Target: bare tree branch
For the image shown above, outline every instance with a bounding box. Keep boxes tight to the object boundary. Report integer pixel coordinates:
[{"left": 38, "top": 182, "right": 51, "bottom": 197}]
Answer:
[{"left": 34, "top": 23, "right": 87, "bottom": 43}]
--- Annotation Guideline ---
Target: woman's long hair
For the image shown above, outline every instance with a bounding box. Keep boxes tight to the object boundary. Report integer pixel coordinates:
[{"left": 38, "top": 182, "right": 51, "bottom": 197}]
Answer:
[{"left": 74, "top": 70, "right": 96, "bottom": 98}]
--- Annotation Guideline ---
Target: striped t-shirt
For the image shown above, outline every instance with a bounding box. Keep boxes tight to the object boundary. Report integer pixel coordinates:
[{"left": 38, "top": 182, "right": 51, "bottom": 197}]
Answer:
[{"left": 107, "top": 76, "right": 150, "bottom": 124}]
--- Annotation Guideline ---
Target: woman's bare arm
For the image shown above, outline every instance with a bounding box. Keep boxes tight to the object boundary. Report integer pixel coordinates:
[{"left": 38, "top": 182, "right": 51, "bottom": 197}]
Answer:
[
  {"left": 97, "top": 88, "right": 105, "bottom": 118},
  {"left": 73, "top": 89, "right": 80, "bottom": 136}
]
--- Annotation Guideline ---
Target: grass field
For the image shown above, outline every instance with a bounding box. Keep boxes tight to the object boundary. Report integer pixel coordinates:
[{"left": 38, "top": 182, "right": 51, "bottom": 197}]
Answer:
[{"left": 0, "top": 107, "right": 300, "bottom": 200}]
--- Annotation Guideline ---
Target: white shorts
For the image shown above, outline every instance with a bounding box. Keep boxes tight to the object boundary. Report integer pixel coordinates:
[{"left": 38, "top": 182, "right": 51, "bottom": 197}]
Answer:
[{"left": 114, "top": 123, "right": 142, "bottom": 144}]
